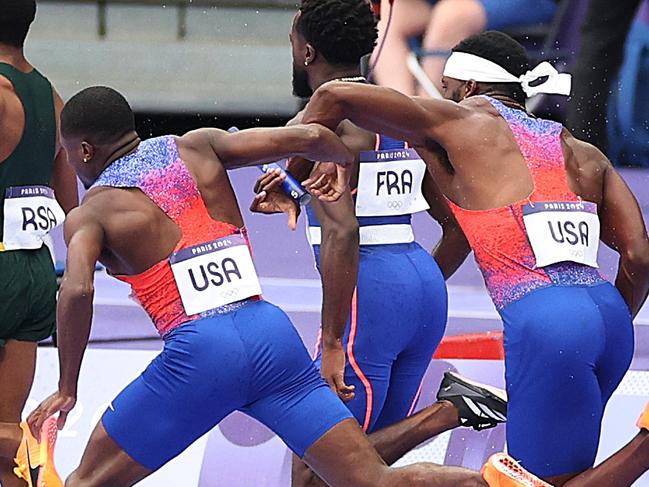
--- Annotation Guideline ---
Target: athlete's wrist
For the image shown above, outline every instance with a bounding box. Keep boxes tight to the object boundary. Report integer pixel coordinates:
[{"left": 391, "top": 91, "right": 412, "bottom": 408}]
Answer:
[
  {"left": 58, "top": 381, "right": 78, "bottom": 398},
  {"left": 321, "top": 332, "right": 343, "bottom": 350}
]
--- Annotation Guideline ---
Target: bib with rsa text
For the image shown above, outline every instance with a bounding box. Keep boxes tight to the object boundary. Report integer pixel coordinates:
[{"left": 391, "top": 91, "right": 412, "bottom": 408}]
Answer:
[{"left": 2, "top": 185, "right": 65, "bottom": 251}]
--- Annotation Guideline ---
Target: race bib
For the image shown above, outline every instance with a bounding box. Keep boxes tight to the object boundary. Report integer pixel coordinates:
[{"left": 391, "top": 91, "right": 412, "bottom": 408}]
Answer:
[
  {"left": 2, "top": 185, "right": 65, "bottom": 251},
  {"left": 355, "top": 148, "right": 430, "bottom": 217},
  {"left": 522, "top": 201, "right": 600, "bottom": 268},
  {"left": 169, "top": 235, "right": 262, "bottom": 315}
]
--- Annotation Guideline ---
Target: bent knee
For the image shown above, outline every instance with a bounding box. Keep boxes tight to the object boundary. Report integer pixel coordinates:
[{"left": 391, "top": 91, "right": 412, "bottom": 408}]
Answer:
[
  {"left": 292, "top": 457, "right": 326, "bottom": 487},
  {"left": 293, "top": 469, "right": 327, "bottom": 487}
]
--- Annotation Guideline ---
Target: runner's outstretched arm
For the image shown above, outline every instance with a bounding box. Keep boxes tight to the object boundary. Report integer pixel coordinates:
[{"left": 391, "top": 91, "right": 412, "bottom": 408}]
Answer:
[
  {"left": 301, "top": 81, "right": 468, "bottom": 146},
  {"left": 27, "top": 208, "right": 104, "bottom": 436},
  {"left": 187, "top": 125, "right": 354, "bottom": 170}
]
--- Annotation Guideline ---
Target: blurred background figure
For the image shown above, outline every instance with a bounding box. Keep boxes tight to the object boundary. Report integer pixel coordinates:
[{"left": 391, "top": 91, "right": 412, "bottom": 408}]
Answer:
[
  {"left": 567, "top": 0, "right": 649, "bottom": 167},
  {"left": 372, "top": 0, "right": 559, "bottom": 96}
]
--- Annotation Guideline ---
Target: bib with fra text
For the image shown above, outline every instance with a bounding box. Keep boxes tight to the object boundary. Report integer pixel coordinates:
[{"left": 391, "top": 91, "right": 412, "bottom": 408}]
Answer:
[{"left": 355, "top": 148, "right": 429, "bottom": 217}]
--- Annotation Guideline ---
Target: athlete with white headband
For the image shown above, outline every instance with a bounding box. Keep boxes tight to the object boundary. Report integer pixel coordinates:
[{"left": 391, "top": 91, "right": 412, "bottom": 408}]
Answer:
[
  {"left": 442, "top": 51, "right": 572, "bottom": 98},
  {"left": 302, "top": 30, "right": 649, "bottom": 486}
]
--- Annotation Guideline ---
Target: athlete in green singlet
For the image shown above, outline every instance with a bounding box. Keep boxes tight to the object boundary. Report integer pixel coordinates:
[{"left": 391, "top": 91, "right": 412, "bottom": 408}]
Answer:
[{"left": 0, "top": 2, "right": 78, "bottom": 486}]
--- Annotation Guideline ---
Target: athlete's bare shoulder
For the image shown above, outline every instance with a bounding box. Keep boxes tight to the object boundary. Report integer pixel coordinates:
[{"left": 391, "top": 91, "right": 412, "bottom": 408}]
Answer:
[
  {"left": 560, "top": 127, "right": 611, "bottom": 203},
  {"left": 560, "top": 127, "right": 610, "bottom": 173},
  {"left": 79, "top": 186, "right": 118, "bottom": 215},
  {"left": 457, "top": 96, "right": 505, "bottom": 119},
  {"left": 178, "top": 128, "right": 219, "bottom": 147},
  {"left": 62, "top": 197, "right": 104, "bottom": 244}
]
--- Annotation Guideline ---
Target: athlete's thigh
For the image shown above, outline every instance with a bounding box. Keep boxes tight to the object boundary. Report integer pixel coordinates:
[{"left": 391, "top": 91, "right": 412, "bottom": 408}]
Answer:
[
  {"left": 102, "top": 317, "right": 250, "bottom": 472},
  {"left": 373, "top": 248, "right": 447, "bottom": 430},
  {"left": 344, "top": 256, "right": 425, "bottom": 431},
  {"left": 68, "top": 421, "right": 151, "bottom": 487},
  {"left": 590, "top": 283, "right": 634, "bottom": 402},
  {"left": 0, "top": 341, "right": 36, "bottom": 486},
  {"left": 236, "top": 302, "right": 356, "bottom": 487},
  {"left": 302, "top": 418, "right": 389, "bottom": 487},
  {"left": 502, "top": 287, "right": 605, "bottom": 478},
  {"left": 0, "top": 340, "right": 37, "bottom": 422},
  {"left": 372, "top": 352, "right": 431, "bottom": 431}
]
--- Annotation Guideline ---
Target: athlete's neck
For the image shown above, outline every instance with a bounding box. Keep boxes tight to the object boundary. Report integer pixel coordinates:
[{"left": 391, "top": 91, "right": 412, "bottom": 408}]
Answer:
[
  {"left": 310, "top": 65, "right": 363, "bottom": 91},
  {"left": 101, "top": 132, "right": 142, "bottom": 173},
  {"left": 0, "top": 45, "right": 30, "bottom": 72},
  {"left": 482, "top": 92, "right": 527, "bottom": 112}
]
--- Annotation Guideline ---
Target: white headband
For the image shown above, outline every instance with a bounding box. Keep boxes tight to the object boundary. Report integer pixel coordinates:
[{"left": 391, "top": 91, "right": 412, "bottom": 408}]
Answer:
[{"left": 443, "top": 52, "right": 572, "bottom": 97}]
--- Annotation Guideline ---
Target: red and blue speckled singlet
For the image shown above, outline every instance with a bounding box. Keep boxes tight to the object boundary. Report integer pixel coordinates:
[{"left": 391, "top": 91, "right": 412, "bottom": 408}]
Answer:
[
  {"left": 91, "top": 136, "right": 255, "bottom": 336},
  {"left": 447, "top": 97, "right": 604, "bottom": 311}
]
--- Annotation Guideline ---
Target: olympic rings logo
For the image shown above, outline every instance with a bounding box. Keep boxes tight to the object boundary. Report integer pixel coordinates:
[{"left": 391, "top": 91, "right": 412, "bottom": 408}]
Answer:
[
  {"left": 387, "top": 201, "right": 403, "bottom": 210},
  {"left": 220, "top": 288, "right": 240, "bottom": 299}
]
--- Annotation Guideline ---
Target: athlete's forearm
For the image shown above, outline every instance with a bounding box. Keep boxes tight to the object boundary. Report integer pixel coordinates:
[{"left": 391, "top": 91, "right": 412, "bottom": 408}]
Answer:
[
  {"left": 432, "top": 225, "right": 471, "bottom": 280},
  {"left": 319, "top": 223, "right": 359, "bottom": 347},
  {"left": 615, "top": 253, "right": 649, "bottom": 318},
  {"left": 209, "top": 125, "right": 353, "bottom": 169},
  {"left": 56, "top": 281, "right": 94, "bottom": 397}
]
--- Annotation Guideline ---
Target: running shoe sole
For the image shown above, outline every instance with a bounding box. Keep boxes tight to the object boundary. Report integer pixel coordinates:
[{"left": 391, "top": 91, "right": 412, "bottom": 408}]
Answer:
[
  {"left": 437, "top": 371, "right": 507, "bottom": 430},
  {"left": 482, "top": 453, "right": 553, "bottom": 487}
]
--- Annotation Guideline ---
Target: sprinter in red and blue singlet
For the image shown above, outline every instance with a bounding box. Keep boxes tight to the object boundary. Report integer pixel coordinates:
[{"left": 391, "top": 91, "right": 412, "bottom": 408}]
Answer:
[{"left": 301, "top": 30, "right": 649, "bottom": 484}]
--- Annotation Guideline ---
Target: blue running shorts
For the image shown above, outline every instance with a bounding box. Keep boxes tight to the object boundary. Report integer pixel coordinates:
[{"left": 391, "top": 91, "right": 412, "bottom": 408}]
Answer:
[
  {"left": 102, "top": 300, "right": 353, "bottom": 470},
  {"left": 502, "top": 282, "right": 634, "bottom": 478}
]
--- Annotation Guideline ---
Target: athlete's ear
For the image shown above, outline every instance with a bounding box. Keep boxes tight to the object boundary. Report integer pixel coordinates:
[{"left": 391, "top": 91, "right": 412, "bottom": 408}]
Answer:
[
  {"left": 305, "top": 43, "right": 317, "bottom": 66},
  {"left": 464, "top": 79, "right": 479, "bottom": 99},
  {"left": 81, "top": 141, "right": 94, "bottom": 164}
]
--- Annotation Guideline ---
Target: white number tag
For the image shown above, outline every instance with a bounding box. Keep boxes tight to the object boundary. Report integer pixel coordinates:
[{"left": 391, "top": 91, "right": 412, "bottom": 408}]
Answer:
[
  {"left": 169, "top": 235, "right": 262, "bottom": 315},
  {"left": 355, "top": 148, "right": 430, "bottom": 217},
  {"left": 2, "top": 185, "right": 65, "bottom": 251},
  {"left": 522, "top": 201, "right": 600, "bottom": 268}
]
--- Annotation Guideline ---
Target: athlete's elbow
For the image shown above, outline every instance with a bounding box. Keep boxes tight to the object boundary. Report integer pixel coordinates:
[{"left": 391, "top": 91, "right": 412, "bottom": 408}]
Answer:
[
  {"left": 59, "top": 279, "right": 95, "bottom": 302},
  {"left": 300, "top": 124, "right": 328, "bottom": 153},
  {"left": 622, "top": 240, "right": 649, "bottom": 272}
]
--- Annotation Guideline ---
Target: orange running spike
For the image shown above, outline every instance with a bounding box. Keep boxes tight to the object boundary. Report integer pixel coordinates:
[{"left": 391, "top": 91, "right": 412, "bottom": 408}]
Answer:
[
  {"left": 38, "top": 416, "right": 63, "bottom": 487},
  {"left": 482, "top": 453, "right": 553, "bottom": 487},
  {"left": 13, "top": 421, "right": 41, "bottom": 487}
]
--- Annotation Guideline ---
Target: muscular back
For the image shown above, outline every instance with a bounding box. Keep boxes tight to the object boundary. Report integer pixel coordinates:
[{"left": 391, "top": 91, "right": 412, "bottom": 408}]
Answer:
[
  {"left": 68, "top": 123, "right": 353, "bottom": 278},
  {"left": 73, "top": 134, "right": 244, "bottom": 277},
  {"left": 413, "top": 97, "right": 608, "bottom": 211}
]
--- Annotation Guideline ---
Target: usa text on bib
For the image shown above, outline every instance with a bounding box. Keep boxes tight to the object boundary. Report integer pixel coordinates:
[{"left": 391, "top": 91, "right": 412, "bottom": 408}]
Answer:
[
  {"left": 522, "top": 201, "right": 600, "bottom": 268},
  {"left": 169, "top": 234, "right": 262, "bottom": 315}
]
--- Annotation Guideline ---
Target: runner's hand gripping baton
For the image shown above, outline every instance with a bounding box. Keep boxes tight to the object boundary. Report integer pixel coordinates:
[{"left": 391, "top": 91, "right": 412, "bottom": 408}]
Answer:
[{"left": 228, "top": 126, "right": 311, "bottom": 206}]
